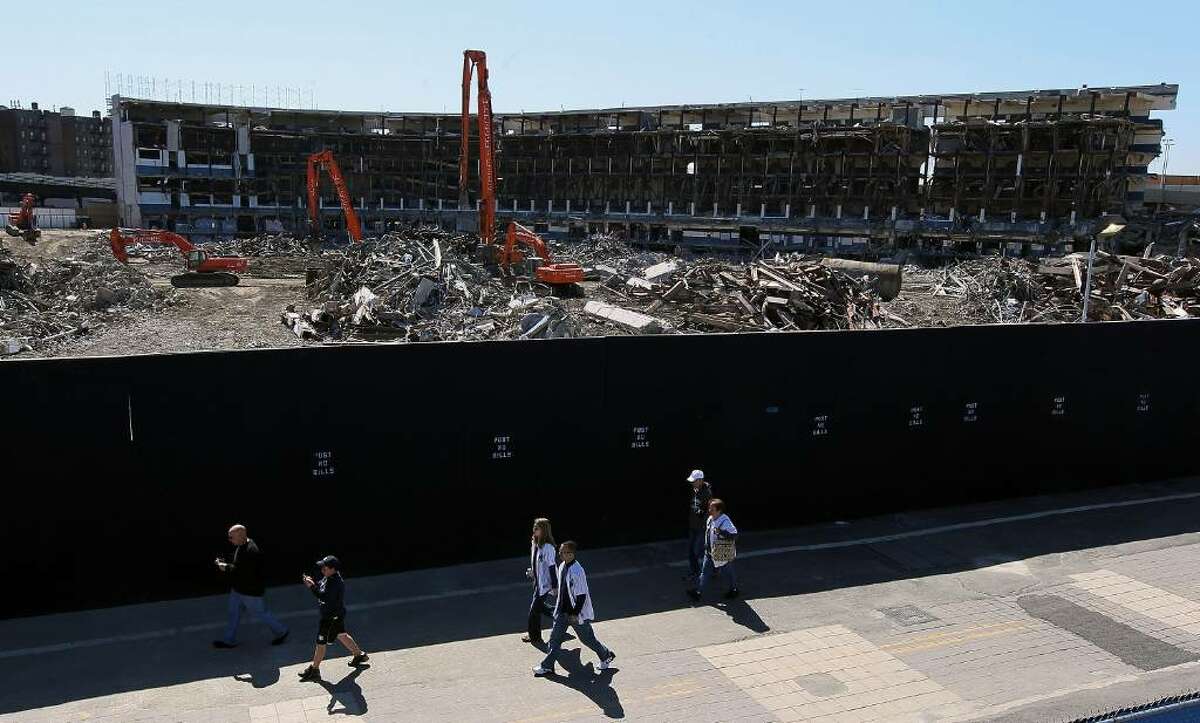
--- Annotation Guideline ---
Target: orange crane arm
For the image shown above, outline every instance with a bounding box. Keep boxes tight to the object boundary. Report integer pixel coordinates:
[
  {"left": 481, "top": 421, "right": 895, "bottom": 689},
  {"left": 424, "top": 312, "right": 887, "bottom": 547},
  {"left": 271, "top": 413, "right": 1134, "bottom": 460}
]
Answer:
[
  {"left": 504, "top": 222, "right": 584, "bottom": 285},
  {"left": 461, "top": 49, "right": 496, "bottom": 244},
  {"left": 502, "top": 221, "right": 553, "bottom": 264},
  {"left": 307, "top": 150, "right": 363, "bottom": 243},
  {"left": 108, "top": 228, "right": 248, "bottom": 273},
  {"left": 110, "top": 227, "right": 195, "bottom": 263}
]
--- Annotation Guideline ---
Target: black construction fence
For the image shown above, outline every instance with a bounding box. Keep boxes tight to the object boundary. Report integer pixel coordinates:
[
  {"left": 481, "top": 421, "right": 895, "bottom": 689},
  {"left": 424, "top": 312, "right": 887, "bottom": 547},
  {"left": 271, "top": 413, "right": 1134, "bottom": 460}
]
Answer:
[{"left": 2, "top": 320, "right": 1196, "bottom": 619}]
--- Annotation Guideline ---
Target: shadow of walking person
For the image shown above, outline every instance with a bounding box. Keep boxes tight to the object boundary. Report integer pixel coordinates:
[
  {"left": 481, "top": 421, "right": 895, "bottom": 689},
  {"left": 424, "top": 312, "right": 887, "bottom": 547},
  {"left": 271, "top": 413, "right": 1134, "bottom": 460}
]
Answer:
[
  {"left": 538, "top": 648, "right": 623, "bottom": 719},
  {"left": 315, "top": 666, "right": 369, "bottom": 716},
  {"left": 718, "top": 598, "right": 770, "bottom": 634},
  {"left": 232, "top": 663, "right": 281, "bottom": 689}
]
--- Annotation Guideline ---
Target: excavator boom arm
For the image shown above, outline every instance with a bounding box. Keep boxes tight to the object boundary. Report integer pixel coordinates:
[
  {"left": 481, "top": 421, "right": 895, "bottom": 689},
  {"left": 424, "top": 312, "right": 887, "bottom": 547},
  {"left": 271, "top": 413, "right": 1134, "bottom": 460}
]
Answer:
[
  {"left": 504, "top": 222, "right": 552, "bottom": 263},
  {"left": 461, "top": 50, "right": 496, "bottom": 244},
  {"left": 307, "top": 150, "right": 363, "bottom": 243},
  {"left": 108, "top": 228, "right": 247, "bottom": 273},
  {"left": 110, "top": 227, "right": 195, "bottom": 264}
]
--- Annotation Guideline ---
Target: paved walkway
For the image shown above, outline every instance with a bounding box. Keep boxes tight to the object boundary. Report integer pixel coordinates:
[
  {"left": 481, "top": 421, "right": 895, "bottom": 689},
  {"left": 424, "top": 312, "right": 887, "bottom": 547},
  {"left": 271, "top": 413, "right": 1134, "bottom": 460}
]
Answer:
[{"left": 4, "top": 479, "right": 1200, "bottom": 722}]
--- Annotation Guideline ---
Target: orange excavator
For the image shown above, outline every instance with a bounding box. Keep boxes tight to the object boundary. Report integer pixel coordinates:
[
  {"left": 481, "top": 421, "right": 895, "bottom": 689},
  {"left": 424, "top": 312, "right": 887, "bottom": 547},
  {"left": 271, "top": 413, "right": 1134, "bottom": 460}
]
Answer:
[
  {"left": 109, "top": 228, "right": 248, "bottom": 288},
  {"left": 5, "top": 193, "right": 41, "bottom": 245},
  {"left": 307, "top": 150, "right": 362, "bottom": 243},
  {"left": 460, "top": 49, "right": 582, "bottom": 286}
]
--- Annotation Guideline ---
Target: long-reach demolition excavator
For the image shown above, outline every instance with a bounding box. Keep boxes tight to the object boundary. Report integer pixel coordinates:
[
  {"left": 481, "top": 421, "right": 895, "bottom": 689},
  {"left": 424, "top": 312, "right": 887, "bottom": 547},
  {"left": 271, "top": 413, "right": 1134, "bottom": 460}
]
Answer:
[
  {"left": 109, "top": 228, "right": 248, "bottom": 288},
  {"left": 460, "top": 49, "right": 583, "bottom": 286},
  {"left": 5, "top": 193, "right": 42, "bottom": 245},
  {"left": 307, "top": 150, "right": 362, "bottom": 243}
]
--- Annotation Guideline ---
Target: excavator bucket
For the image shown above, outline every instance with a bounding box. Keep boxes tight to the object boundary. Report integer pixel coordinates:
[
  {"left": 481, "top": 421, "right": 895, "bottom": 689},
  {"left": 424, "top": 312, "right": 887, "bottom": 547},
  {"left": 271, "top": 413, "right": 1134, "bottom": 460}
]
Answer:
[{"left": 5, "top": 225, "right": 39, "bottom": 245}]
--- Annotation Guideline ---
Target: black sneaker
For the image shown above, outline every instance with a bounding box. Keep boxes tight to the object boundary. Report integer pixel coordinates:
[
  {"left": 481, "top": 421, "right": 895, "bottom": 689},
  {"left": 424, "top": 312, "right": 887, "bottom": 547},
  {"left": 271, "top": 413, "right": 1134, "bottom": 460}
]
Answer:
[
  {"left": 298, "top": 666, "right": 321, "bottom": 681},
  {"left": 724, "top": 588, "right": 740, "bottom": 600},
  {"left": 686, "top": 589, "right": 701, "bottom": 602},
  {"left": 600, "top": 652, "right": 616, "bottom": 671},
  {"left": 348, "top": 653, "right": 370, "bottom": 666},
  {"left": 271, "top": 630, "right": 289, "bottom": 646},
  {"left": 211, "top": 640, "right": 237, "bottom": 649}
]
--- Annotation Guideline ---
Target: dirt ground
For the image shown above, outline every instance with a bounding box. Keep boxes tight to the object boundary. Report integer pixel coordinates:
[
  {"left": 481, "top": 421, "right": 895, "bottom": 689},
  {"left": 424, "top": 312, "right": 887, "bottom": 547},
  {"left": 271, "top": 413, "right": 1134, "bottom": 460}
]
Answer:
[{"left": 8, "top": 230, "right": 308, "bottom": 358}]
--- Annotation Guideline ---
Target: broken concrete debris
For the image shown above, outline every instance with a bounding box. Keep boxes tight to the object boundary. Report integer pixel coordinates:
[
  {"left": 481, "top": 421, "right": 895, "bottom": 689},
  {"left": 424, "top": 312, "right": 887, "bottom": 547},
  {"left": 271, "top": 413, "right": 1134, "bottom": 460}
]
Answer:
[
  {"left": 286, "top": 225, "right": 1200, "bottom": 344},
  {"left": 283, "top": 227, "right": 891, "bottom": 343},
  {"left": 1, "top": 233, "right": 174, "bottom": 356},
  {"left": 583, "top": 301, "right": 666, "bottom": 334},
  {"left": 925, "top": 252, "right": 1200, "bottom": 323},
  {"left": 641, "top": 259, "right": 680, "bottom": 281},
  {"left": 10, "top": 223, "right": 1199, "bottom": 359}
]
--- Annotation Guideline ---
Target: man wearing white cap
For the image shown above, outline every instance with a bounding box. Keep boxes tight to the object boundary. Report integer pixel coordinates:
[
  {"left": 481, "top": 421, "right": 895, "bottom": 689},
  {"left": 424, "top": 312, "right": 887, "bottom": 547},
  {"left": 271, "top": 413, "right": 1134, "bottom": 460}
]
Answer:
[{"left": 685, "top": 470, "right": 712, "bottom": 581}]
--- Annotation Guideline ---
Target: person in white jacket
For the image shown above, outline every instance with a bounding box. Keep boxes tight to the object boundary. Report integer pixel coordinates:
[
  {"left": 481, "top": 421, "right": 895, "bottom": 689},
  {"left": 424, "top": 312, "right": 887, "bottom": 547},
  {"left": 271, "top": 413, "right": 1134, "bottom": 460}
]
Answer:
[
  {"left": 687, "top": 498, "right": 740, "bottom": 602},
  {"left": 533, "top": 541, "right": 616, "bottom": 676},
  {"left": 522, "top": 518, "right": 558, "bottom": 647}
]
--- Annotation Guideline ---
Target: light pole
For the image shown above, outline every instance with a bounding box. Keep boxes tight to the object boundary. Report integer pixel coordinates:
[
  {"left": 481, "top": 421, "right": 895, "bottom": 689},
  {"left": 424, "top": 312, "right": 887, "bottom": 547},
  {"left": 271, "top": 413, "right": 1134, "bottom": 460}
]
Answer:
[{"left": 1158, "top": 137, "right": 1175, "bottom": 215}]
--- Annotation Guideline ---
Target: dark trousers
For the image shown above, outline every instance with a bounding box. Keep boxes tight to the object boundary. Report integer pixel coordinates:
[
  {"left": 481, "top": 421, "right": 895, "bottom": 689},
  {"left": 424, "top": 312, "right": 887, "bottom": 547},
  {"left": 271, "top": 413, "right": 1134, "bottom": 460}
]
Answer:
[
  {"left": 540, "top": 614, "right": 612, "bottom": 671},
  {"left": 527, "top": 590, "right": 553, "bottom": 642},
  {"left": 687, "top": 528, "right": 706, "bottom": 577}
]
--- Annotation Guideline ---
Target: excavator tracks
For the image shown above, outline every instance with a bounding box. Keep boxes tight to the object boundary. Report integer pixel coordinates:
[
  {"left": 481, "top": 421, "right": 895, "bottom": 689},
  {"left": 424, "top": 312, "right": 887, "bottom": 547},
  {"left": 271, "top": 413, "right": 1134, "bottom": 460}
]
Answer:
[{"left": 170, "top": 272, "right": 240, "bottom": 288}]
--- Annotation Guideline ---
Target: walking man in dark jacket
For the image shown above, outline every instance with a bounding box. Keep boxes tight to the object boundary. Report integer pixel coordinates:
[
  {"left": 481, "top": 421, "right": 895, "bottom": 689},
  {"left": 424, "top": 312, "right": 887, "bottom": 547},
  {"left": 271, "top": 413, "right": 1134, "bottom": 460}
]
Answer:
[
  {"left": 299, "top": 556, "right": 368, "bottom": 681},
  {"left": 685, "top": 470, "right": 713, "bottom": 581},
  {"left": 213, "top": 524, "right": 289, "bottom": 649}
]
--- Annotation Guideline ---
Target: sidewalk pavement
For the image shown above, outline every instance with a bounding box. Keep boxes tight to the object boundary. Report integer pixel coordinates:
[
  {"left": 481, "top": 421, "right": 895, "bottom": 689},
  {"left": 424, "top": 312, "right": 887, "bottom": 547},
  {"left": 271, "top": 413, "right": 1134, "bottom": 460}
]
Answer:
[{"left": 4, "top": 479, "right": 1200, "bottom": 722}]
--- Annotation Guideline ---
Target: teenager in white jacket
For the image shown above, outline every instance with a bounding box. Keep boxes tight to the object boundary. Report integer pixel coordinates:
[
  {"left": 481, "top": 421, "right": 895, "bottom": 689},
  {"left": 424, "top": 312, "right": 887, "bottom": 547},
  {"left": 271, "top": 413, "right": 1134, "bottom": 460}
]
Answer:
[
  {"left": 687, "top": 498, "right": 739, "bottom": 601},
  {"left": 523, "top": 518, "right": 558, "bottom": 647},
  {"left": 533, "top": 541, "right": 616, "bottom": 676}
]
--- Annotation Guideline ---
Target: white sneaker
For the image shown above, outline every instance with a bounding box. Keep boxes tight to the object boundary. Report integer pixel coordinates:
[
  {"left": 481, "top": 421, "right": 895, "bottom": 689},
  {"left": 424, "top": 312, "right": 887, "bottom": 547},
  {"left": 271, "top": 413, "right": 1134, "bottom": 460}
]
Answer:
[
  {"left": 532, "top": 665, "right": 551, "bottom": 676},
  {"left": 599, "top": 652, "right": 616, "bottom": 671}
]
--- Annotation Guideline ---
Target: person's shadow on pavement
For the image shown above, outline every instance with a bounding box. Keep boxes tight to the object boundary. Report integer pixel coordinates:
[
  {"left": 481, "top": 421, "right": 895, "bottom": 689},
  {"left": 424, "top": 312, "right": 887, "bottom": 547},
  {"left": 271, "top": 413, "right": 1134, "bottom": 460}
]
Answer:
[
  {"left": 232, "top": 663, "right": 281, "bottom": 689},
  {"left": 316, "top": 666, "right": 369, "bottom": 716},
  {"left": 718, "top": 598, "right": 770, "bottom": 634},
  {"left": 538, "top": 648, "right": 623, "bottom": 719}
]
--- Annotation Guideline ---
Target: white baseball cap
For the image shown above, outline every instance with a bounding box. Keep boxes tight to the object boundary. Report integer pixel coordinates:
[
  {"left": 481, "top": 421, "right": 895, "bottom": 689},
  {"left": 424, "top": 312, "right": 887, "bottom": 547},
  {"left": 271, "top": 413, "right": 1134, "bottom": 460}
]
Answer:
[{"left": 687, "top": 469, "right": 705, "bottom": 482}]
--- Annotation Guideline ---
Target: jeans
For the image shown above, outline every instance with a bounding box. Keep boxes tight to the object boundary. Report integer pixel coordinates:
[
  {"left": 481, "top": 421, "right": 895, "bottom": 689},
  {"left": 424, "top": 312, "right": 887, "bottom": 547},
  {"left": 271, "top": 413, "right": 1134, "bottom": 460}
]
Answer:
[
  {"left": 222, "top": 590, "right": 288, "bottom": 644},
  {"left": 540, "top": 614, "right": 612, "bottom": 671},
  {"left": 687, "top": 528, "right": 706, "bottom": 577},
  {"left": 527, "top": 590, "right": 554, "bottom": 642},
  {"left": 696, "top": 554, "right": 737, "bottom": 596}
]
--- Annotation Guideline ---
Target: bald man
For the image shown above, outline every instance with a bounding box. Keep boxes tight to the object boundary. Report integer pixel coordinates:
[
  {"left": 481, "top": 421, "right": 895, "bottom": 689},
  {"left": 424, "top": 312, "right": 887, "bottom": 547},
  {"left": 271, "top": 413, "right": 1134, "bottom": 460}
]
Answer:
[{"left": 213, "top": 524, "right": 289, "bottom": 649}]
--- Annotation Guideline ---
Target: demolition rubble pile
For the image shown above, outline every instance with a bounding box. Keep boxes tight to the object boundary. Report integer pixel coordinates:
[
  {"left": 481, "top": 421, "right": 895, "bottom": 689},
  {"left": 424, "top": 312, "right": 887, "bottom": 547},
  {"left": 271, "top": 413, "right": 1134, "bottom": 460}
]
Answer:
[
  {"left": 206, "top": 234, "right": 313, "bottom": 257},
  {"left": 123, "top": 234, "right": 312, "bottom": 263},
  {"left": 282, "top": 228, "right": 883, "bottom": 342},
  {"left": 924, "top": 252, "right": 1200, "bottom": 323},
  {"left": 0, "top": 235, "right": 173, "bottom": 355},
  {"left": 580, "top": 249, "right": 882, "bottom": 334},
  {"left": 120, "top": 234, "right": 316, "bottom": 280}
]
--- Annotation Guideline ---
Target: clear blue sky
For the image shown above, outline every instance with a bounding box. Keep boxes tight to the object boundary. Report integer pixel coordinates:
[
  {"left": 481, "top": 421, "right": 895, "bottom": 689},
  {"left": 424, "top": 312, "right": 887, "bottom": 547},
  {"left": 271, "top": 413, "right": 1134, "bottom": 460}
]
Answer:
[{"left": 9, "top": 0, "right": 1198, "bottom": 173}]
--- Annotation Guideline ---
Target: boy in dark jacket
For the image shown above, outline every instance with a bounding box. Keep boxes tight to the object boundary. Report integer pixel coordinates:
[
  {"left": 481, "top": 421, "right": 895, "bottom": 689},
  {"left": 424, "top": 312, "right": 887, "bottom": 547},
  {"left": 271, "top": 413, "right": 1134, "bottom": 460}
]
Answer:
[{"left": 298, "top": 556, "right": 369, "bottom": 680}]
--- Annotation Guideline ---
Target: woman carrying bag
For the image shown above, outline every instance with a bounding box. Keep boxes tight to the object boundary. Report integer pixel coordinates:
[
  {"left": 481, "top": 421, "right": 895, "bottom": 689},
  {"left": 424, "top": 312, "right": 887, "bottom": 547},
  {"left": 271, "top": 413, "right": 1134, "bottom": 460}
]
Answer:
[{"left": 687, "top": 499, "right": 740, "bottom": 602}]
